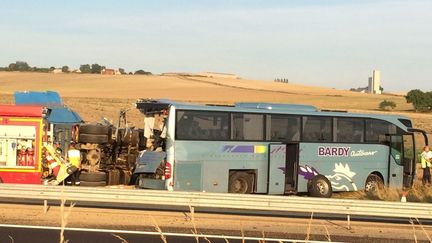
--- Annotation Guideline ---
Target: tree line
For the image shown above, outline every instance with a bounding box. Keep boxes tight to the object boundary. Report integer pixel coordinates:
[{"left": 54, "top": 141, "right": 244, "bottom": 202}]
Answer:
[{"left": 0, "top": 61, "right": 151, "bottom": 75}]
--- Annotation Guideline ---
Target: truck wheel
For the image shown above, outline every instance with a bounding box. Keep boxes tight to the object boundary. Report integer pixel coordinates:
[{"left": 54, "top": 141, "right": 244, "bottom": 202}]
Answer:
[
  {"left": 107, "top": 169, "right": 120, "bottom": 185},
  {"left": 80, "top": 181, "right": 107, "bottom": 187},
  {"left": 79, "top": 134, "right": 109, "bottom": 144},
  {"left": 79, "top": 124, "right": 111, "bottom": 135},
  {"left": 308, "top": 175, "right": 332, "bottom": 198},
  {"left": 365, "top": 174, "right": 384, "bottom": 193},
  {"left": 228, "top": 171, "right": 254, "bottom": 194},
  {"left": 79, "top": 171, "right": 107, "bottom": 182}
]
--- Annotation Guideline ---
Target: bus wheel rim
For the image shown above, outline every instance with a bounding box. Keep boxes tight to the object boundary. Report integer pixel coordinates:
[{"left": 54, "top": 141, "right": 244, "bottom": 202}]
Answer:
[{"left": 317, "top": 181, "right": 328, "bottom": 195}]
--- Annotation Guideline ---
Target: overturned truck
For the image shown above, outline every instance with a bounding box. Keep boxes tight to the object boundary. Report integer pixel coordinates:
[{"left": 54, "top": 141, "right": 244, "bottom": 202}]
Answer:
[{"left": 76, "top": 101, "right": 166, "bottom": 187}]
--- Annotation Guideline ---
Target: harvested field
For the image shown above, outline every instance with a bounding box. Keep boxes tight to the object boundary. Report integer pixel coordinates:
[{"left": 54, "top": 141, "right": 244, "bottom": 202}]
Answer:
[{"left": 0, "top": 72, "right": 430, "bottom": 133}]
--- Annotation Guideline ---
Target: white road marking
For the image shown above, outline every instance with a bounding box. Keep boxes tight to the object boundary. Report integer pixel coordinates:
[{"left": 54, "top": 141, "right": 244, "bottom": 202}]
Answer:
[{"left": 0, "top": 223, "right": 343, "bottom": 243}]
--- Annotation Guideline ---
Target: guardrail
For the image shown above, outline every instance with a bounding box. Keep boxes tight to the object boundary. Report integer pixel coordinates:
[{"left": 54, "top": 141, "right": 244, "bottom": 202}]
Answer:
[{"left": 0, "top": 184, "right": 431, "bottom": 220}]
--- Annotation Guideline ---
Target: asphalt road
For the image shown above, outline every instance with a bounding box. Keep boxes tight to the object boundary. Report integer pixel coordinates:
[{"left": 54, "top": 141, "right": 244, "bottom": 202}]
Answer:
[{"left": 0, "top": 225, "right": 327, "bottom": 243}]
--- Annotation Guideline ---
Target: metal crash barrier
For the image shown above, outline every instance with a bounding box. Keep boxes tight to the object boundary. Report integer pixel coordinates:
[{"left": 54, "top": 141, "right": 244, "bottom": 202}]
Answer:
[{"left": 0, "top": 184, "right": 431, "bottom": 220}]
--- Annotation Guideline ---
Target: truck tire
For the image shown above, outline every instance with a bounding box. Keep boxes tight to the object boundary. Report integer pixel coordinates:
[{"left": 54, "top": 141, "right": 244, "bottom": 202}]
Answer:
[
  {"left": 79, "top": 134, "right": 109, "bottom": 144},
  {"left": 119, "top": 170, "right": 132, "bottom": 185},
  {"left": 80, "top": 181, "right": 107, "bottom": 187},
  {"left": 308, "top": 175, "right": 332, "bottom": 198},
  {"left": 79, "top": 124, "right": 111, "bottom": 135},
  {"left": 107, "top": 169, "right": 120, "bottom": 185},
  {"left": 79, "top": 171, "right": 107, "bottom": 182}
]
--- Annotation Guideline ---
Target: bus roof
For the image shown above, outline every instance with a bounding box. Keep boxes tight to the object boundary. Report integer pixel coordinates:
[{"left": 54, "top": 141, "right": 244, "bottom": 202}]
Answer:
[{"left": 136, "top": 99, "right": 412, "bottom": 130}]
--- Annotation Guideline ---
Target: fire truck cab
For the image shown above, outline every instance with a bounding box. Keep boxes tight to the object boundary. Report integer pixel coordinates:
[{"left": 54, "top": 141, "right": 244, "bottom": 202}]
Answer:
[{"left": 0, "top": 105, "right": 48, "bottom": 184}]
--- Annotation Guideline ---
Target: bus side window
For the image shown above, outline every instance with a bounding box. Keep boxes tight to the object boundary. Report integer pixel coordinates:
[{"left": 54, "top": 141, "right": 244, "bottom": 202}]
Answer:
[
  {"left": 266, "top": 115, "right": 300, "bottom": 142},
  {"left": 335, "top": 118, "right": 364, "bottom": 143},
  {"left": 176, "top": 110, "right": 229, "bottom": 140},
  {"left": 231, "top": 113, "right": 264, "bottom": 141},
  {"left": 302, "top": 116, "right": 332, "bottom": 142},
  {"left": 365, "top": 120, "right": 399, "bottom": 143}
]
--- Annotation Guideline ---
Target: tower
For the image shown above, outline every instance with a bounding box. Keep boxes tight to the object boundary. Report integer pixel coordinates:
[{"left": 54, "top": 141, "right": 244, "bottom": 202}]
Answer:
[
  {"left": 368, "top": 77, "right": 373, "bottom": 93},
  {"left": 373, "top": 70, "right": 381, "bottom": 94}
]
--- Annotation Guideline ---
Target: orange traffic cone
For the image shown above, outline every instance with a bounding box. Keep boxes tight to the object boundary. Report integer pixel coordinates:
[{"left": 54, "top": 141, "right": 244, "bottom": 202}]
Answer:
[{"left": 401, "top": 191, "right": 407, "bottom": 203}]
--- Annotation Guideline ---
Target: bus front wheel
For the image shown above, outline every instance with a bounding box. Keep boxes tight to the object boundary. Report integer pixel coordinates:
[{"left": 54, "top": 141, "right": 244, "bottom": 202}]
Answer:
[
  {"left": 308, "top": 175, "right": 332, "bottom": 198},
  {"left": 229, "top": 171, "right": 254, "bottom": 194},
  {"left": 365, "top": 174, "right": 384, "bottom": 193}
]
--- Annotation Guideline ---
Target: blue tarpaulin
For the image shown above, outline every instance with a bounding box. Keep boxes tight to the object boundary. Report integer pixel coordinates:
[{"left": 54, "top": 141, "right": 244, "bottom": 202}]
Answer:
[
  {"left": 15, "top": 91, "right": 62, "bottom": 106},
  {"left": 14, "top": 91, "right": 82, "bottom": 124},
  {"left": 47, "top": 107, "right": 82, "bottom": 124}
]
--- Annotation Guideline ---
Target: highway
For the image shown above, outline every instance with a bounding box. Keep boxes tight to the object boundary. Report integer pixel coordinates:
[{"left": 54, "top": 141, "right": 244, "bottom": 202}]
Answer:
[{"left": 0, "top": 224, "right": 339, "bottom": 243}]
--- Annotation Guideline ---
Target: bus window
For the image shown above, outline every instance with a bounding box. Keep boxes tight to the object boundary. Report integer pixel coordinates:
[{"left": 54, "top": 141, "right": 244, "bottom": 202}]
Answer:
[
  {"left": 176, "top": 111, "right": 229, "bottom": 140},
  {"left": 266, "top": 115, "right": 300, "bottom": 142},
  {"left": 335, "top": 118, "right": 364, "bottom": 143},
  {"left": 231, "top": 113, "right": 264, "bottom": 141},
  {"left": 302, "top": 116, "right": 332, "bottom": 142},
  {"left": 365, "top": 120, "right": 397, "bottom": 142}
]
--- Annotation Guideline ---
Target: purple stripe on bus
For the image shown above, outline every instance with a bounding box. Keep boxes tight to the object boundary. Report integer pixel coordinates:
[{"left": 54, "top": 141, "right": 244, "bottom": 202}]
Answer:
[{"left": 232, "top": 145, "right": 254, "bottom": 153}]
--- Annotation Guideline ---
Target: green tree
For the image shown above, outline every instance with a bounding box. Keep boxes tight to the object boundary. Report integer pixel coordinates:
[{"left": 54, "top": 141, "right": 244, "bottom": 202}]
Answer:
[
  {"left": 134, "top": 69, "right": 152, "bottom": 75},
  {"left": 406, "top": 89, "right": 432, "bottom": 112},
  {"left": 8, "top": 61, "right": 31, "bottom": 71},
  {"left": 80, "top": 64, "right": 91, "bottom": 73},
  {"left": 61, "top": 66, "right": 69, "bottom": 73},
  {"left": 118, "top": 68, "right": 126, "bottom": 75},
  {"left": 379, "top": 100, "right": 396, "bottom": 110},
  {"left": 91, "top": 63, "right": 103, "bottom": 74},
  {"left": 8, "top": 63, "right": 17, "bottom": 71}
]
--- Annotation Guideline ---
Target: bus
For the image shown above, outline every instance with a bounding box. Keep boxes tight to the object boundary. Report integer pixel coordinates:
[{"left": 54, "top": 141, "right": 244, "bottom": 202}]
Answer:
[{"left": 133, "top": 99, "right": 429, "bottom": 197}]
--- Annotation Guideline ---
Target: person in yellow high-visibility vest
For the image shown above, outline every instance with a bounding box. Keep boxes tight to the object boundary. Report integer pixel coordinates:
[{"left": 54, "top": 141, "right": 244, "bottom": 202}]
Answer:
[
  {"left": 421, "top": 146, "right": 432, "bottom": 185},
  {"left": 67, "top": 142, "right": 81, "bottom": 186}
]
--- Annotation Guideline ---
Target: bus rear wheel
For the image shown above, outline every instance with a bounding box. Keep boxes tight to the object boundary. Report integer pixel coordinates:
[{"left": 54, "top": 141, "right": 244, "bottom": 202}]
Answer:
[
  {"left": 229, "top": 171, "right": 254, "bottom": 194},
  {"left": 365, "top": 174, "right": 384, "bottom": 193},
  {"left": 308, "top": 175, "right": 332, "bottom": 198}
]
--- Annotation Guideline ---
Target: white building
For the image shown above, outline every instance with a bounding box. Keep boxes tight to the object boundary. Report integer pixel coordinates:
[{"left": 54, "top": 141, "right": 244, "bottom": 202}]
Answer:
[{"left": 368, "top": 70, "right": 381, "bottom": 94}]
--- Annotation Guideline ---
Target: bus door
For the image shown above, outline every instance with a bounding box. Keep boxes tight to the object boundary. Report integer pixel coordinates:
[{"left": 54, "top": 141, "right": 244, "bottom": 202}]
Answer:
[
  {"left": 388, "top": 135, "right": 404, "bottom": 188},
  {"left": 402, "top": 134, "right": 415, "bottom": 188},
  {"left": 268, "top": 143, "right": 298, "bottom": 194}
]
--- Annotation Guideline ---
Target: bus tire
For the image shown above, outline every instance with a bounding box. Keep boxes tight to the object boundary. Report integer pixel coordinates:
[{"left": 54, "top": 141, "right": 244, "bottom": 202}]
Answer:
[
  {"left": 79, "top": 134, "right": 109, "bottom": 144},
  {"left": 308, "top": 175, "right": 332, "bottom": 198},
  {"left": 80, "top": 181, "right": 107, "bottom": 187},
  {"left": 365, "top": 174, "right": 384, "bottom": 193},
  {"left": 228, "top": 171, "right": 254, "bottom": 194},
  {"left": 79, "top": 171, "right": 107, "bottom": 182},
  {"left": 79, "top": 124, "right": 111, "bottom": 135}
]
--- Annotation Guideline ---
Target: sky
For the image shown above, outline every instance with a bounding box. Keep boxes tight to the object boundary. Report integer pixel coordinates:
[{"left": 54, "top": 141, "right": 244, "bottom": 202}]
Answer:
[{"left": 0, "top": 0, "right": 431, "bottom": 92}]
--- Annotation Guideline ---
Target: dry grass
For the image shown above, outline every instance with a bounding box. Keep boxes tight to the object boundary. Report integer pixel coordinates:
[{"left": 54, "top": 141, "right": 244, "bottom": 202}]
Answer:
[
  {"left": 59, "top": 186, "right": 75, "bottom": 243},
  {"left": 362, "top": 180, "right": 432, "bottom": 203}
]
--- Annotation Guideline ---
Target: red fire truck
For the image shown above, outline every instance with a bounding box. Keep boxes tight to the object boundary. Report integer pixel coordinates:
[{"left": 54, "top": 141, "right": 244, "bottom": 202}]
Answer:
[{"left": 0, "top": 105, "right": 48, "bottom": 184}]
